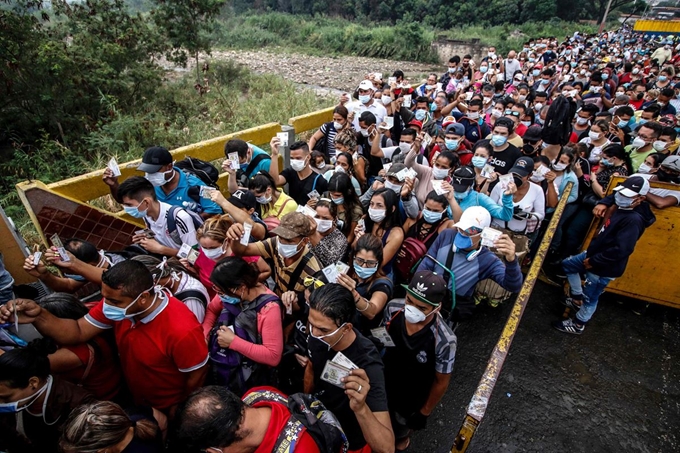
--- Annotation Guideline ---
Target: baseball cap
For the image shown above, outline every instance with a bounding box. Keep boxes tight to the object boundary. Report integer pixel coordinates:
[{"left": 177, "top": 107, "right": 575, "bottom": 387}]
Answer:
[
  {"left": 509, "top": 156, "right": 534, "bottom": 178},
  {"left": 227, "top": 189, "right": 257, "bottom": 211},
  {"left": 661, "top": 155, "right": 680, "bottom": 172},
  {"left": 445, "top": 123, "right": 465, "bottom": 136},
  {"left": 523, "top": 125, "right": 542, "bottom": 142},
  {"left": 454, "top": 206, "right": 491, "bottom": 231},
  {"left": 137, "top": 147, "right": 172, "bottom": 173},
  {"left": 441, "top": 116, "right": 457, "bottom": 129},
  {"left": 401, "top": 271, "right": 447, "bottom": 307},
  {"left": 408, "top": 120, "right": 423, "bottom": 130},
  {"left": 386, "top": 163, "right": 407, "bottom": 179},
  {"left": 613, "top": 176, "right": 650, "bottom": 197},
  {"left": 270, "top": 212, "right": 313, "bottom": 240},
  {"left": 358, "top": 80, "right": 374, "bottom": 91},
  {"left": 451, "top": 166, "right": 475, "bottom": 192}
]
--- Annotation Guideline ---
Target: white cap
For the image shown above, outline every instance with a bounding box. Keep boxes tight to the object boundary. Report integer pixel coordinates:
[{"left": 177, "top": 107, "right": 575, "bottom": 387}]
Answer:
[
  {"left": 358, "top": 80, "right": 374, "bottom": 91},
  {"left": 454, "top": 206, "right": 491, "bottom": 231}
]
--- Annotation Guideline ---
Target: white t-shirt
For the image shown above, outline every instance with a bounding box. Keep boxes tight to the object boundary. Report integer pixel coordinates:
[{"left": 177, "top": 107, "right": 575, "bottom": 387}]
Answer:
[
  {"left": 146, "top": 202, "right": 199, "bottom": 251},
  {"left": 173, "top": 272, "right": 209, "bottom": 323},
  {"left": 349, "top": 101, "right": 387, "bottom": 130},
  {"left": 579, "top": 137, "right": 611, "bottom": 163},
  {"left": 631, "top": 173, "right": 680, "bottom": 205},
  {"left": 490, "top": 181, "right": 546, "bottom": 232}
]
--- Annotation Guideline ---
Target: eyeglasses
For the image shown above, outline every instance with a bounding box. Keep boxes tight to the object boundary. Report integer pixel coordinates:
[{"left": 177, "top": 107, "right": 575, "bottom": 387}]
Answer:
[
  {"left": 354, "top": 257, "right": 379, "bottom": 268},
  {"left": 303, "top": 276, "right": 325, "bottom": 289}
]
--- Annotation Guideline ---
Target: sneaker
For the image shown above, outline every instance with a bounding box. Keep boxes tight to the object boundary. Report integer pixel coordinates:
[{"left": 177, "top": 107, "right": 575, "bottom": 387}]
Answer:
[
  {"left": 561, "top": 295, "right": 583, "bottom": 311},
  {"left": 552, "top": 318, "right": 585, "bottom": 335},
  {"left": 487, "top": 298, "right": 501, "bottom": 308}
]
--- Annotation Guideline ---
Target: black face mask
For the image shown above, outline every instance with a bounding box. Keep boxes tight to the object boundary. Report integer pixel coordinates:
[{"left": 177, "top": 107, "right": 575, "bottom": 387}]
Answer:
[
  {"left": 636, "top": 93, "right": 644, "bottom": 100},
  {"left": 522, "top": 143, "right": 538, "bottom": 156},
  {"left": 657, "top": 168, "right": 680, "bottom": 184},
  {"left": 513, "top": 175, "right": 525, "bottom": 188}
]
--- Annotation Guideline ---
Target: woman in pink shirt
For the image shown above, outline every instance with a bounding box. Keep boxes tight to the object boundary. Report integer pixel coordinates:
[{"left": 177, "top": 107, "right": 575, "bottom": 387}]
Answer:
[
  {"left": 180, "top": 215, "right": 270, "bottom": 299},
  {"left": 204, "top": 256, "right": 283, "bottom": 394}
]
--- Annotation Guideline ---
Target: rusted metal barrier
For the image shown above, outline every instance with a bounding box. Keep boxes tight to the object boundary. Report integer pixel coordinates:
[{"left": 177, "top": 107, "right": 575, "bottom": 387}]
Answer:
[{"left": 451, "top": 182, "right": 574, "bottom": 453}]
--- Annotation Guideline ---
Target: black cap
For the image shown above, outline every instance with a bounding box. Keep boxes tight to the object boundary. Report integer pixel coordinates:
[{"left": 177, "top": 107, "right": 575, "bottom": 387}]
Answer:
[
  {"left": 137, "top": 147, "right": 173, "bottom": 173},
  {"left": 227, "top": 189, "right": 257, "bottom": 211},
  {"left": 523, "top": 125, "right": 543, "bottom": 142},
  {"left": 401, "top": 271, "right": 447, "bottom": 306},
  {"left": 451, "top": 166, "right": 475, "bottom": 192},
  {"left": 509, "top": 156, "right": 534, "bottom": 178}
]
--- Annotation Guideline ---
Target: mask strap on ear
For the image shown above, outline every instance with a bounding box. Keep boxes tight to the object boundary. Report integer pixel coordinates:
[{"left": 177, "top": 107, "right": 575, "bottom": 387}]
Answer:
[
  {"left": 97, "top": 250, "right": 112, "bottom": 268},
  {"left": 154, "top": 257, "right": 168, "bottom": 284}
]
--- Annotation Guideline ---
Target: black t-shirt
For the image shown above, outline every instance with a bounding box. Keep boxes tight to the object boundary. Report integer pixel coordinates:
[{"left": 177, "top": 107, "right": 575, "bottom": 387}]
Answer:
[
  {"left": 308, "top": 329, "right": 389, "bottom": 450},
  {"left": 488, "top": 144, "right": 521, "bottom": 175},
  {"left": 354, "top": 278, "right": 393, "bottom": 334},
  {"left": 280, "top": 168, "right": 329, "bottom": 206}
]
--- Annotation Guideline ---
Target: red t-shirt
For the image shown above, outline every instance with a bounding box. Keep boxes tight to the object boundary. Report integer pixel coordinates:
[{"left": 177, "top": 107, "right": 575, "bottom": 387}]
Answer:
[
  {"left": 85, "top": 295, "right": 209, "bottom": 410},
  {"left": 60, "top": 335, "right": 122, "bottom": 401},
  {"left": 515, "top": 123, "right": 528, "bottom": 137},
  {"left": 247, "top": 387, "right": 321, "bottom": 453}
]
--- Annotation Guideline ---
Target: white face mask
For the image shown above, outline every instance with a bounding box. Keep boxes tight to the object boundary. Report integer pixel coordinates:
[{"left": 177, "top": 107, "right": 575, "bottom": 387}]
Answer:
[
  {"left": 632, "top": 137, "right": 647, "bottom": 149},
  {"left": 552, "top": 162, "right": 568, "bottom": 171},
  {"left": 638, "top": 163, "right": 652, "bottom": 174},
  {"left": 588, "top": 131, "right": 601, "bottom": 141},
  {"left": 202, "top": 244, "right": 226, "bottom": 260},
  {"left": 315, "top": 218, "right": 333, "bottom": 233},
  {"left": 368, "top": 208, "right": 386, "bottom": 222},
  {"left": 576, "top": 117, "right": 590, "bottom": 126},
  {"left": 432, "top": 167, "right": 449, "bottom": 180},
  {"left": 277, "top": 239, "right": 302, "bottom": 259},
  {"left": 652, "top": 140, "right": 667, "bottom": 152},
  {"left": 145, "top": 168, "right": 174, "bottom": 187},
  {"left": 360, "top": 128, "right": 370, "bottom": 137},
  {"left": 404, "top": 304, "right": 437, "bottom": 324},
  {"left": 384, "top": 180, "right": 402, "bottom": 194},
  {"left": 333, "top": 121, "right": 344, "bottom": 130},
  {"left": 290, "top": 158, "right": 307, "bottom": 172},
  {"left": 382, "top": 96, "right": 393, "bottom": 106}
]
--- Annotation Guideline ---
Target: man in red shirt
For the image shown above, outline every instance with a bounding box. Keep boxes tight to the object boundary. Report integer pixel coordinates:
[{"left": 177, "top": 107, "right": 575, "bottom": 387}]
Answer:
[
  {"left": 174, "top": 386, "right": 330, "bottom": 452},
  {"left": 0, "top": 260, "right": 208, "bottom": 414}
]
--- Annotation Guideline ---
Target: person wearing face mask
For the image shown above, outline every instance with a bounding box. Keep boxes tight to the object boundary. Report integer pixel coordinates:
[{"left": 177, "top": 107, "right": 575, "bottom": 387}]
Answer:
[
  {"left": 554, "top": 176, "right": 656, "bottom": 335},
  {"left": 416, "top": 73, "right": 439, "bottom": 101},
  {"left": 579, "top": 119, "right": 611, "bottom": 165},
  {"left": 486, "top": 118, "right": 522, "bottom": 176},
  {"left": 406, "top": 133, "right": 459, "bottom": 206},
  {"left": 651, "top": 44, "right": 673, "bottom": 66},
  {"left": 397, "top": 96, "right": 439, "bottom": 138},
  {"left": 355, "top": 188, "right": 405, "bottom": 280},
  {"left": 333, "top": 129, "right": 368, "bottom": 192},
  {"left": 447, "top": 99, "right": 491, "bottom": 144},
  {"left": 645, "top": 155, "right": 680, "bottom": 208},
  {"left": 448, "top": 166, "right": 514, "bottom": 222},
  {"left": 309, "top": 105, "right": 349, "bottom": 160},
  {"left": 304, "top": 283, "right": 395, "bottom": 453},
  {"left": 625, "top": 122, "right": 663, "bottom": 170},
  {"left": 229, "top": 212, "right": 322, "bottom": 299},
  {"left": 418, "top": 206, "right": 522, "bottom": 324},
  {"left": 245, "top": 171, "right": 298, "bottom": 229},
  {"left": 469, "top": 141, "right": 497, "bottom": 195},
  {"left": 205, "top": 256, "right": 283, "bottom": 394},
  {"left": 308, "top": 199, "right": 349, "bottom": 268},
  {"left": 224, "top": 139, "right": 272, "bottom": 192},
  {"left": 132, "top": 255, "right": 209, "bottom": 323},
  {"left": 360, "top": 163, "right": 421, "bottom": 222},
  {"left": 22, "top": 238, "right": 122, "bottom": 296},
  {"left": 490, "top": 157, "right": 545, "bottom": 235},
  {"left": 0, "top": 340, "right": 95, "bottom": 453},
  {"left": 0, "top": 260, "right": 209, "bottom": 414},
  {"left": 336, "top": 234, "right": 393, "bottom": 336},
  {"left": 103, "top": 146, "right": 222, "bottom": 218},
  {"left": 380, "top": 271, "right": 457, "bottom": 452},
  {"left": 119, "top": 177, "right": 202, "bottom": 257},
  {"left": 268, "top": 138, "right": 329, "bottom": 207},
  {"left": 440, "top": 56, "right": 460, "bottom": 88},
  {"left": 571, "top": 105, "right": 598, "bottom": 141},
  {"left": 349, "top": 80, "right": 387, "bottom": 130},
  {"left": 310, "top": 150, "right": 333, "bottom": 175},
  {"left": 325, "top": 172, "right": 364, "bottom": 243},
  {"left": 402, "top": 191, "right": 454, "bottom": 250}
]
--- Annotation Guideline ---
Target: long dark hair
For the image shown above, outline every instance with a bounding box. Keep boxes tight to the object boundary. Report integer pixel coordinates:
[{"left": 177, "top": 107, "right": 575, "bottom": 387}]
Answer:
[
  {"left": 351, "top": 234, "right": 385, "bottom": 280},
  {"left": 602, "top": 143, "right": 633, "bottom": 173},
  {"left": 210, "top": 256, "right": 259, "bottom": 293},
  {"left": 365, "top": 188, "right": 400, "bottom": 233},
  {"left": 248, "top": 171, "right": 279, "bottom": 215},
  {"left": 327, "top": 172, "right": 361, "bottom": 235}
]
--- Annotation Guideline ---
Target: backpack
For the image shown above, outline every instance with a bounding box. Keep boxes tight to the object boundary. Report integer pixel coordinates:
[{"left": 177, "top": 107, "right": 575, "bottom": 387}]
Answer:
[
  {"left": 208, "top": 294, "right": 282, "bottom": 394},
  {"left": 235, "top": 153, "right": 272, "bottom": 187},
  {"left": 165, "top": 205, "right": 204, "bottom": 247},
  {"left": 175, "top": 157, "right": 220, "bottom": 188},
  {"left": 312, "top": 122, "right": 332, "bottom": 156},
  {"left": 394, "top": 226, "right": 440, "bottom": 283},
  {"left": 242, "top": 388, "right": 349, "bottom": 453},
  {"left": 262, "top": 197, "right": 294, "bottom": 236},
  {"left": 541, "top": 95, "right": 576, "bottom": 146}
]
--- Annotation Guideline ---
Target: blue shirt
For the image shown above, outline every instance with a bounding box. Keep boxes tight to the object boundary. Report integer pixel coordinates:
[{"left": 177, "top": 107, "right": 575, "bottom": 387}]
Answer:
[
  {"left": 458, "top": 190, "right": 514, "bottom": 221},
  {"left": 240, "top": 145, "right": 271, "bottom": 178},
  {"left": 156, "top": 167, "right": 222, "bottom": 215}
]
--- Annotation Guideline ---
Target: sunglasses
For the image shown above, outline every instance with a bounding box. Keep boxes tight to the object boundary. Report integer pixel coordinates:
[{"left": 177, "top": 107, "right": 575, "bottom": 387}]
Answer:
[
  {"left": 303, "top": 276, "right": 325, "bottom": 289},
  {"left": 457, "top": 226, "right": 483, "bottom": 237}
]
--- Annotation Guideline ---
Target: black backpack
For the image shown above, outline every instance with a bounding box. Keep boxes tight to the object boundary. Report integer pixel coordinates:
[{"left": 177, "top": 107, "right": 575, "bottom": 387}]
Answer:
[
  {"left": 235, "top": 153, "right": 272, "bottom": 187},
  {"left": 242, "top": 389, "right": 349, "bottom": 453},
  {"left": 175, "top": 157, "right": 220, "bottom": 188},
  {"left": 541, "top": 95, "right": 576, "bottom": 146}
]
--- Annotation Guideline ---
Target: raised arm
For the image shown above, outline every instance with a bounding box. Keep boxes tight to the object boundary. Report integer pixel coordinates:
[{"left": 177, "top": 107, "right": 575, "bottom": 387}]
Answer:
[{"left": 268, "top": 137, "right": 287, "bottom": 187}]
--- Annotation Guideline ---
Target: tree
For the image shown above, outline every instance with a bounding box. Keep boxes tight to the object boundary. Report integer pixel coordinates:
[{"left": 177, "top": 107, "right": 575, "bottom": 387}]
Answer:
[{"left": 150, "top": 0, "right": 226, "bottom": 82}]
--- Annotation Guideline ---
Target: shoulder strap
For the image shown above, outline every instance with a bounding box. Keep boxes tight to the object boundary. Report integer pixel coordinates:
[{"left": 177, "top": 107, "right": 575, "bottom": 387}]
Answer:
[
  {"left": 288, "top": 253, "right": 311, "bottom": 293},
  {"left": 311, "top": 173, "right": 321, "bottom": 193},
  {"left": 175, "top": 289, "right": 209, "bottom": 308},
  {"left": 274, "top": 196, "right": 292, "bottom": 218},
  {"left": 245, "top": 152, "right": 271, "bottom": 176},
  {"left": 166, "top": 206, "right": 181, "bottom": 246},
  {"left": 274, "top": 417, "right": 306, "bottom": 453}
]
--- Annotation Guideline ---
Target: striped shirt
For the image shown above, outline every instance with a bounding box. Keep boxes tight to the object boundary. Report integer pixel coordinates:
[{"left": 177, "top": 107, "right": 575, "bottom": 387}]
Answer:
[
  {"left": 319, "top": 122, "right": 339, "bottom": 158},
  {"left": 256, "top": 238, "right": 321, "bottom": 296}
]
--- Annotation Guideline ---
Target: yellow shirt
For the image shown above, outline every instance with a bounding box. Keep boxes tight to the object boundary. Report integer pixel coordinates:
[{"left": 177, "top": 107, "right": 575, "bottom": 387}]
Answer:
[{"left": 261, "top": 191, "right": 298, "bottom": 219}]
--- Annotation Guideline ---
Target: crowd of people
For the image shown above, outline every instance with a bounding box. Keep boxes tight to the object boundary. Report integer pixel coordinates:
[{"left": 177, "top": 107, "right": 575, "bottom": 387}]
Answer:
[{"left": 0, "top": 25, "right": 679, "bottom": 453}]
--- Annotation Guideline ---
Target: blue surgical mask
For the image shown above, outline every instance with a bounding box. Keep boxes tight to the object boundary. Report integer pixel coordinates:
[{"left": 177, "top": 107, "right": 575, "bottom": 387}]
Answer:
[
  {"left": 639, "top": 119, "right": 648, "bottom": 125},
  {"left": 659, "top": 75, "right": 668, "bottom": 82},
  {"left": 491, "top": 135, "right": 508, "bottom": 147},
  {"left": 532, "top": 69, "right": 540, "bottom": 77},
  {"left": 454, "top": 232, "right": 474, "bottom": 250},
  {"left": 359, "top": 95, "right": 371, "bottom": 104},
  {"left": 602, "top": 73, "right": 609, "bottom": 80},
  {"left": 415, "top": 109, "right": 427, "bottom": 121},
  {"left": 0, "top": 378, "right": 50, "bottom": 414},
  {"left": 617, "top": 119, "right": 629, "bottom": 128},
  {"left": 480, "top": 66, "right": 488, "bottom": 73},
  {"left": 354, "top": 263, "right": 378, "bottom": 279},
  {"left": 453, "top": 189, "right": 470, "bottom": 201},
  {"left": 123, "top": 202, "right": 147, "bottom": 219},
  {"left": 471, "top": 156, "right": 487, "bottom": 168},
  {"left": 219, "top": 294, "right": 241, "bottom": 305},
  {"left": 422, "top": 209, "right": 443, "bottom": 224},
  {"left": 445, "top": 139, "right": 459, "bottom": 151},
  {"left": 600, "top": 158, "right": 613, "bottom": 167},
  {"left": 102, "top": 287, "right": 156, "bottom": 321},
  {"left": 614, "top": 192, "right": 635, "bottom": 209},
  {"left": 331, "top": 196, "right": 344, "bottom": 205}
]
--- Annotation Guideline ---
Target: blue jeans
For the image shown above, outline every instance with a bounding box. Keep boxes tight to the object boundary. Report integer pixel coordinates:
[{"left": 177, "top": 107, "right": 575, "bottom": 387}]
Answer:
[{"left": 562, "top": 252, "right": 614, "bottom": 323}]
